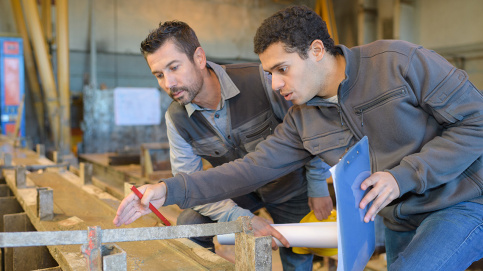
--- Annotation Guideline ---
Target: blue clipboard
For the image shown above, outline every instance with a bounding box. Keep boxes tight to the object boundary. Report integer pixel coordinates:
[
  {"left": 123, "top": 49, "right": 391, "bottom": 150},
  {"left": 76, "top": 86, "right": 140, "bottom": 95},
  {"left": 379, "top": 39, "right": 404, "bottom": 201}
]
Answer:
[{"left": 330, "top": 136, "right": 375, "bottom": 271}]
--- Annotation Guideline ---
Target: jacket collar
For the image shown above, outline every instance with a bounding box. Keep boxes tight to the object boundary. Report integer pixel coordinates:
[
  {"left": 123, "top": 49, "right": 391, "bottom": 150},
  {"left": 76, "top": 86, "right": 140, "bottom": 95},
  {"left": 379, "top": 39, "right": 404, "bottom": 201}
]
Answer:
[
  {"left": 185, "top": 61, "right": 240, "bottom": 117},
  {"left": 306, "top": 44, "right": 361, "bottom": 106}
]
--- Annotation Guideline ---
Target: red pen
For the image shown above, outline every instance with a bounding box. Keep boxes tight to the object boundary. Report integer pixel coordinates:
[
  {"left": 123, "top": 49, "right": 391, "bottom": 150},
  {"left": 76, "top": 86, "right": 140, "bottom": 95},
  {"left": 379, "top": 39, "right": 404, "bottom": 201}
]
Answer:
[{"left": 131, "top": 185, "right": 171, "bottom": 226}]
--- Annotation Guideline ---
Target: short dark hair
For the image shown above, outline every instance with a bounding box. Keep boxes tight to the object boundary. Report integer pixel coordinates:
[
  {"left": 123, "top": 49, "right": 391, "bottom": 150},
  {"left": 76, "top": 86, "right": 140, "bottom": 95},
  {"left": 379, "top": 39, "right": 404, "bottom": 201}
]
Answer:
[
  {"left": 140, "top": 20, "right": 200, "bottom": 61},
  {"left": 254, "top": 6, "right": 338, "bottom": 58}
]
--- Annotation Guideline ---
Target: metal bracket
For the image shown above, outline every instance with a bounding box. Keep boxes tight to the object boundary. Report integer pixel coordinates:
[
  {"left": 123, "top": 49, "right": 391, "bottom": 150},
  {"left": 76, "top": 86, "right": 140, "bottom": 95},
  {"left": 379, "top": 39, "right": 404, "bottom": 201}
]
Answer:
[
  {"left": 80, "top": 226, "right": 127, "bottom": 271},
  {"left": 81, "top": 226, "right": 102, "bottom": 270},
  {"left": 80, "top": 162, "right": 93, "bottom": 185},
  {"left": 3, "top": 152, "right": 12, "bottom": 166},
  {"left": 37, "top": 187, "right": 54, "bottom": 221},
  {"left": 36, "top": 144, "right": 45, "bottom": 157},
  {"left": 15, "top": 166, "right": 26, "bottom": 188}
]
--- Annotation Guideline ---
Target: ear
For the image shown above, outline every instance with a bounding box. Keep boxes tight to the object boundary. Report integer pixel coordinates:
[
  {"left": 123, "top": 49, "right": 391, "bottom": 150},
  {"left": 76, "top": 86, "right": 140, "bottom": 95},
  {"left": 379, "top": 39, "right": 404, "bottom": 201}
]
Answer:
[
  {"left": 193, "top": 47, "right": 207, "bottom": 69},
  {"left": 310, "top": 40, "right": 325, "bottom": 62}
]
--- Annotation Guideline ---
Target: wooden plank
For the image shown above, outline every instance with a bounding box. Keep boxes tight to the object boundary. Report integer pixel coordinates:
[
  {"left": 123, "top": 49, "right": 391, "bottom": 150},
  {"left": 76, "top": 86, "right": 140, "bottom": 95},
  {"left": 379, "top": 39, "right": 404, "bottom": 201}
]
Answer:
[
  {"left": 108, "top": 153, "right": 140, "bottom": 166},
  {"left": 235, "top": 217, "right": 272, "bottom": 271},
  {"left": 4, "top": 169, "right": 233, "bottom": 270},
  {"left": 34, "top": 267, "right": 62, "bottom": 271},
  {"left": 0, "top": 184, "right": 12, "bottom": 196},
  {"left": 4, "top": 213, "right": 57, "bottom": 270},
  {"left": 0, "top": 197, "right": 23, "bottom": 232},
  {"left": 1, "top": 138, "right": 234, "bottom": 270}
]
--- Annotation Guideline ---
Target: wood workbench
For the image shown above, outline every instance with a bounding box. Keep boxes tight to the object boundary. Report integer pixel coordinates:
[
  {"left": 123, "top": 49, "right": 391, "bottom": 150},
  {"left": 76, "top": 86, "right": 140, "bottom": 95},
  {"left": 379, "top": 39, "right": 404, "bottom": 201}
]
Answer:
[{"left": 0, "top": 137, "right": 233, "bottom": 270}]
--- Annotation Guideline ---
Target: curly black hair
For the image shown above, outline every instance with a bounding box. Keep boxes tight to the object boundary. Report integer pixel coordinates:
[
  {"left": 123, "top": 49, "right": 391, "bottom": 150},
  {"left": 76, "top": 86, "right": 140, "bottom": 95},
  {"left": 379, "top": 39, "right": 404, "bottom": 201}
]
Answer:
[
  {"left": 254, "top": 6, "right": 338, "bottom": 59},
  {"left": 140, "top": 20, "right": 200, "bottom": 62}
]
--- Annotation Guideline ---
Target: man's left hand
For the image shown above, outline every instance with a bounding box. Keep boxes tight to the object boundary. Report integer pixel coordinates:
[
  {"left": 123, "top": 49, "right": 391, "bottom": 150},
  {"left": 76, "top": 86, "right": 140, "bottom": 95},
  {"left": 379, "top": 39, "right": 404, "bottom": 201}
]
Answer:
[
  {"left": 359, "top": 172, "right": 400, "bottom": 223},
  {"left": 308, "top": 196, "right": 333, "bottom": 220},
  {"left": 250, "top": 216, "right": 290, "bottom": 250}
]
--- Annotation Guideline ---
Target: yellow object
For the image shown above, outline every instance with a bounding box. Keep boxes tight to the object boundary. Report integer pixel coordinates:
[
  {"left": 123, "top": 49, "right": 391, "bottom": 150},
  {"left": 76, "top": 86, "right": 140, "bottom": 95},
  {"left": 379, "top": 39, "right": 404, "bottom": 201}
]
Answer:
[
  {"left": 314, "top": 0, "right": 339, "bottom": 45},
  {"left": 292, "top": 210, "right": 338, "bottom": 257}
]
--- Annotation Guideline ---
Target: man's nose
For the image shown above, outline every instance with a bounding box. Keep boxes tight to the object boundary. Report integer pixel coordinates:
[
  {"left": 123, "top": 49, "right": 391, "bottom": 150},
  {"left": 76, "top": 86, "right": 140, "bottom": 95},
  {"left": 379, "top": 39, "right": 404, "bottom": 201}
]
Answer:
[
  {"left": 164, "top": 75, "right": 177, "bottom": 90},
  {"left": 272, "top": 76, "right": 285, "bottom": 92}
]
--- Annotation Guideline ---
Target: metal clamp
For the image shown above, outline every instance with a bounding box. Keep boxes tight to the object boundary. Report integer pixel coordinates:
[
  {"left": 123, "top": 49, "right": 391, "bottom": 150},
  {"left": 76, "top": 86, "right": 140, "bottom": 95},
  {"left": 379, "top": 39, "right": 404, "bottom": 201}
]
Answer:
[{"left": 81, "top": 226, "right": 127, "bottom": 271}]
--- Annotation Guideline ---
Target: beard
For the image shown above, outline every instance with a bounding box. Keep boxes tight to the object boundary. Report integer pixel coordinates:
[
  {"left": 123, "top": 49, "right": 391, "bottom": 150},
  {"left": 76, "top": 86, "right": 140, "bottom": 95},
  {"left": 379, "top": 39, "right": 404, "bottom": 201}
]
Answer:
[
  {"left": 169, "top": 86, "right": 198, "bottom": 105},
  {"left": 169, "top": 73, "right": 203, "bottom": 106}
]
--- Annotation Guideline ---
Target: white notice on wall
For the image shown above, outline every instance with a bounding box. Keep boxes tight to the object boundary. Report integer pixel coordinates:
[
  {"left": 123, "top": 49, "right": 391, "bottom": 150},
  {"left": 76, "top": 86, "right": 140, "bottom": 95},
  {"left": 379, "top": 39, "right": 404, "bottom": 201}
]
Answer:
[{"left": 114, "top": 87, "right": 161, "bottom": 126}]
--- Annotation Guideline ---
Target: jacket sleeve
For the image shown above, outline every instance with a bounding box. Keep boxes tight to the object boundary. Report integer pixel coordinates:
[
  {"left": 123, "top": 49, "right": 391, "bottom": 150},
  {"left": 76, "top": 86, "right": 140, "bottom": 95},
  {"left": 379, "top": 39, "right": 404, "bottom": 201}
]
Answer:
[
  {"left": 305, "top": 157, "right": 331, "bottom": 198},
  {"left": 165, "top": 111, "right": 203, "bottom": 176},
  {"left": 163, "top": 107, "right": 314, "bottom": 209},
  {"left": 166, "top": 111, "right": 254, "bottom": 220},
  {"left": 388, "top": 46, "right": 483, "bottom": 195},
  {"left": 262, "top": 65, "right": 330, "bottom": 198}
]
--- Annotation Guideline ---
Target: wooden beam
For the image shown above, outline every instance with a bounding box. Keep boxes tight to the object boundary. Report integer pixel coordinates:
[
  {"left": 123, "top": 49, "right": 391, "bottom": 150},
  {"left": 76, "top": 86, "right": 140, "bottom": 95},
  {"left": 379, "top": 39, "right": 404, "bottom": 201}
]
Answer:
[{"left": 21, "top": 0, "right": 60, "bottom": 147}]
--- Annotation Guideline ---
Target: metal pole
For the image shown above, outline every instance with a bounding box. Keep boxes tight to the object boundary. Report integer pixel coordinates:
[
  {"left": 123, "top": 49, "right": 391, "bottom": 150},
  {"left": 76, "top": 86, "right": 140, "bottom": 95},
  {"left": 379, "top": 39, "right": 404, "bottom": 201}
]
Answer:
[
  {"left": 89, "top": 0, "right": 97, "bottom": 88},
  {"left": 0, "top": 222, "right": 243, "bottom": 247},
  {"left": 57, "top": 0, "right": 71, "bottom": 156},
  {"left": 21, "top": 0, "right": 60, "bottom": 147}
]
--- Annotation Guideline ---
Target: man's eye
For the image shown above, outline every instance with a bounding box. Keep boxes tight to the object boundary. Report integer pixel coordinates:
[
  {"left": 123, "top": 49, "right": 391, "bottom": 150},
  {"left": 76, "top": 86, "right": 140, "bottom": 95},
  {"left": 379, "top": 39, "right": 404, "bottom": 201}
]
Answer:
[
  {"left": 156, "top": 73, "right": 164, "bottom": 79},
  {"left": 279, "top": 67, "right": 287, "bottom": 73},
  {"left": 171, "top": 66, "right": 178, "bottom": 71}
]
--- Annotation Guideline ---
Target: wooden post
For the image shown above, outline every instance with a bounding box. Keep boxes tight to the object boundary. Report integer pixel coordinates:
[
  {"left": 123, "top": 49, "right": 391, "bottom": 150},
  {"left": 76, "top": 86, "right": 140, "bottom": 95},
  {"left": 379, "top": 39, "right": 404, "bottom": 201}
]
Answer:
[
  {"left": 124, "top": 182, "right": 136, "bottom": 197},
  {"left": 57, "top": 0, "right": 71, "bottom": 156},
  {"left": 235, "top": 216, "right": 272, "bottom": 271},
  {"left": 21, "top": 0, "right": 60, "bottom": 147},
  {"left": 52, "top": 151, "right": 60, "bottom": 163},
  {"left": 41, "top": 0, "right": 52, "bottom": 45},
  {"left": 10, "top": 0, "right": 46, "bottom": 137},
  {"left": 79, "top": 162, "right": 93, "bottom": 185}
]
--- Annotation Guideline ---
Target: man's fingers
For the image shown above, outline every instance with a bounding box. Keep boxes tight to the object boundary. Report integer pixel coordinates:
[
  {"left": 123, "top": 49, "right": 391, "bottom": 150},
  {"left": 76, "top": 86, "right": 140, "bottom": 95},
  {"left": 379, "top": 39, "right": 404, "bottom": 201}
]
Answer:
[
  {"left": 140, "top": 186, "right": 156, "bottom": 207},
  {"left": 124, "top": 210, "right": 144, "bottom": 225},
  {"left": 359, "top": 172, "right": 401, "bottom": 223},
  {"left": 270, "top": 227, "right": 290, "bottom": 248},
  {"left": 116, "top": 192, "right": 135, "bottom": 216},
  {"left": 115, "top": 204, "right": 139, "bottom": 226},
  {"left": 363, "top": 185, "right": 398, "bottom": 222},
  {"left": 314, "top": 210, "right": 324, "bottom": 221},
  {"left": 359, "top": 184, "right": 380, "bottom": 209},
  {"left": 113, "top": 197, "right": 135, "bottom": 226},
  {"left": 271, "top": 240, "right": 279, "bottom": 250},
  {"left": 360, "top": 175, "right": 377, "bottom": 190},
  {"left": 314, "top": 209, "right": 330, "bottom": 220},
  {"left": 363, "top": 191, "right": 389, "bottom": 222},
  {"left": 309, "top": 196, "right": 334, "bottom": 221}
]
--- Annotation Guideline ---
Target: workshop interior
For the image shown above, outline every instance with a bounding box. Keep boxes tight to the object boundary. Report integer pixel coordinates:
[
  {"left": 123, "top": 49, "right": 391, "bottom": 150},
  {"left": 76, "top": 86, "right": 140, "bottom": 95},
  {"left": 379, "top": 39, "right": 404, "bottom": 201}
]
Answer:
[{"left": 0, "top": 0, "right": 482, "bottom": 270}]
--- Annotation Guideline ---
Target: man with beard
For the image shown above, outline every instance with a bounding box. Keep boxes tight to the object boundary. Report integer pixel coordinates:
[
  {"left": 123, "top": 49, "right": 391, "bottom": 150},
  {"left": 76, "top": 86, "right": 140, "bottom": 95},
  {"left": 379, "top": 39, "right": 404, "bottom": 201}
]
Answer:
[{"left": 135, "top": 20, "right": 333, "bottom": 270}]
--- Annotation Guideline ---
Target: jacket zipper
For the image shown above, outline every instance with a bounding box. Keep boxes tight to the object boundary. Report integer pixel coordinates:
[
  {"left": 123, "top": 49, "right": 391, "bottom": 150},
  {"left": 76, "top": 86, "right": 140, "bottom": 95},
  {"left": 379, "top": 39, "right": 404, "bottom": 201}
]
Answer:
[
  {"left": 354, "top": 87, "right": 407, "bottom": 126},
  {"left": 246, "top": 123, "right": 272, "bottom": 138},
  {"left": 337, "top": 106, "right": 344, "bottom": 126}
]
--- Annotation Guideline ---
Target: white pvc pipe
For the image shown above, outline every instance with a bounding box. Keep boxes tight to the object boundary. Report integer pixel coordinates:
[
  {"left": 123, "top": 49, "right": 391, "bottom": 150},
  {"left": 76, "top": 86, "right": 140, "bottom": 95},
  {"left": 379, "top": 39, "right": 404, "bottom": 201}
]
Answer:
[{"left": 217, "top": 222, "right": 338, "bottom": 248}]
